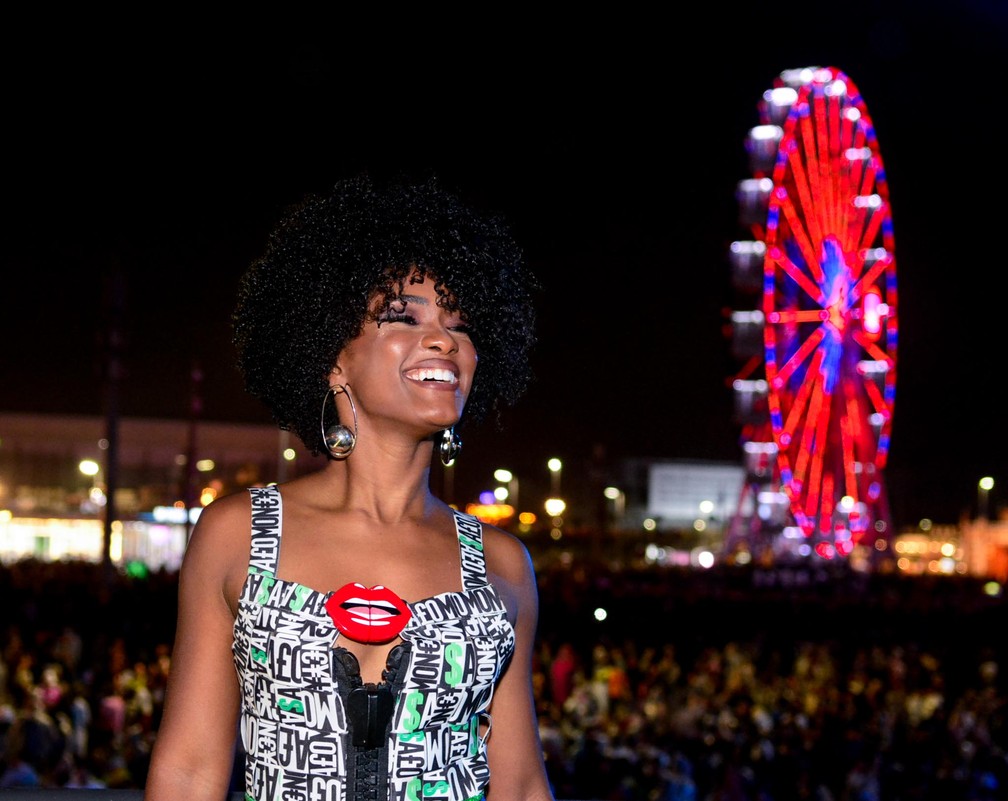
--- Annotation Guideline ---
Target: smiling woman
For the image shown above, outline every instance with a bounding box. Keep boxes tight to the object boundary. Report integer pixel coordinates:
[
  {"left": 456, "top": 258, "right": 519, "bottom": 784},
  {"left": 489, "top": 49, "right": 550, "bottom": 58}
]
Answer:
[
  {"left": 143, "top": 173, "right": 555, "bottom": 801},
  {"left": 230, "top": 173, "right": 539, "bottom": 455}
]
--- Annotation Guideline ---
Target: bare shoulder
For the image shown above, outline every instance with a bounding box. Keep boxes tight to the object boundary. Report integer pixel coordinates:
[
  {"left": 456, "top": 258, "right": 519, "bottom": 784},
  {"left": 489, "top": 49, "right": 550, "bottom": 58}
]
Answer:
[
  {"left": 187, "top": 489, "right": 253, "bottom": 552},
  {"left": 480, "top": 522, "right": 537, "bottom": 593},
  {"left": 181, "top": 488, "right": 254, "bottom": 609}
]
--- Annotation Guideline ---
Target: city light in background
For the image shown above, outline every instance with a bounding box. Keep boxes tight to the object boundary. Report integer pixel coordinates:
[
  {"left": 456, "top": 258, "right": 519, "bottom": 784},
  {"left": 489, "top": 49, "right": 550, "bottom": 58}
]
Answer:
[
  {"left": 979, "top": 476, "right": 995, "bottom": 520},
  {"left": 1, "top": 412, "right": 1005, "bottom": 581}
]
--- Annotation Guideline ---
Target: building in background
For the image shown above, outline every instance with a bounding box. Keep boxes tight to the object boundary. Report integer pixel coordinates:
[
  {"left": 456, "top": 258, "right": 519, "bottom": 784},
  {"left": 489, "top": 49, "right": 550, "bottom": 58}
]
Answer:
[
  {"left": 0, "top": 412, "right": 324, "bottom": 569},
  {"left": 1, "top": 412, "right": 1005, "bottom": 580}
]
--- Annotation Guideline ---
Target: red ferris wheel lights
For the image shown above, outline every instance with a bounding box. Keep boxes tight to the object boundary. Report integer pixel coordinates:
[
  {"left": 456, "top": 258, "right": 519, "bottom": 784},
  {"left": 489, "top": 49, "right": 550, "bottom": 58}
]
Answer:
[
  {"left": 778, "top": 187, "right": 823, "bottom": 281},
  {"left": 825, "top": 91, "right": 843, "bottom": 163},
  {"left": 815, "top": 542, "right": 836, "bottom": 558},
  {"left": 853, "top": 330, "right": 891, "bottom": 364},
  {"left": 767, "top": 245, "right": 824, "bottom": 304},
  {"left": 728, "top": 66, "right": 898, "bottom": 554},
  {"left": 791, "top": 387, "right": 827, "bottom": 494},
  {"left": 777, "top": 348, "right": 825, "bottom": 450},
  {"left": 842, "top": 396, "right": 860, "bottom": 498},
  {"left": 768, "top": 309, "right": 831, "bottom": 325},
  {"left": 815, "top": 470, "right": 835, "bottom": 530},
  {"left": 854, "top": 197, "right": 887, "bottom": 258},
  {"left": 810, "top": 389, "right": 833, "bottom": 491},
  {"left": 861, "top": 287, "right": 884, "bottom": 339},
  {"left": 783, "top": 143, "right": 825, "bottom": 250},
  {"left": 854, "top": 154, "right": 879, "bottom": 201},
  {"left": 810, "top": 99, "right": 838, "bottom": 227},
  {"left": 860, "top": 377, "right": 887, "bottom": 419},
  {"left": 772, "top": 326, "right": 825, "bottom": 388},
  {"left": 854, "top": 250, "right": 890, "bottom": 298}
]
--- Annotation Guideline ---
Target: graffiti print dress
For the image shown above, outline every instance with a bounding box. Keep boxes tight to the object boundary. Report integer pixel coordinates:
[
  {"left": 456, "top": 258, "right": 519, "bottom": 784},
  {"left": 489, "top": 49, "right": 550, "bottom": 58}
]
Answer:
[{"left": 232, "top": 486, "right": 516, "bottom": 801}]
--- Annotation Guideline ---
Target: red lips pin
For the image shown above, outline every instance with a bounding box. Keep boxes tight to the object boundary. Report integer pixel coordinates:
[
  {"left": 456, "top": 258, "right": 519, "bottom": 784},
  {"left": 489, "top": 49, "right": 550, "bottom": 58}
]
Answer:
[{"left": 325, "top": 583, "right": 412, "bottom": 644}]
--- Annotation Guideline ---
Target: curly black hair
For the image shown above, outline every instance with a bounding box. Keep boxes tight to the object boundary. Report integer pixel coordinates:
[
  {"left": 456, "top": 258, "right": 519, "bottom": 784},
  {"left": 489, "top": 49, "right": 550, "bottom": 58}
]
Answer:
[{"left": 232, "top": 172, "right": 539, "bottom": 456}]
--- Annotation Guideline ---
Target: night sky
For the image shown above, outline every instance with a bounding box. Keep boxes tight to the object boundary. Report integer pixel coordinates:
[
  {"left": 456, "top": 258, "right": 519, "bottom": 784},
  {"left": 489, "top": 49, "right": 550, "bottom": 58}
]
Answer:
[{"left": 4, "top": 5, "right": 1007, "bottom": 528}]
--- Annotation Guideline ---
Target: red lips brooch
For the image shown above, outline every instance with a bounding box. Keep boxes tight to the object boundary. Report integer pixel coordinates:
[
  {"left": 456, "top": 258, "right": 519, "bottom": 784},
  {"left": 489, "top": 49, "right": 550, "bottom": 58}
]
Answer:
[{"left": 325, "top": 583, "right": 412, "bottom": 644}]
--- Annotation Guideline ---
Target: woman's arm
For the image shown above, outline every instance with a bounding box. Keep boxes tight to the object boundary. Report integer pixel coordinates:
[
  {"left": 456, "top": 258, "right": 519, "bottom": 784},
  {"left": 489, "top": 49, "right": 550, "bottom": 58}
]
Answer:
[
  {"left": 485, "top": 529, "right": 556, "bottom": 801},
  {"left": 144, "top": 495, "right": 249, "bottom": 800}
]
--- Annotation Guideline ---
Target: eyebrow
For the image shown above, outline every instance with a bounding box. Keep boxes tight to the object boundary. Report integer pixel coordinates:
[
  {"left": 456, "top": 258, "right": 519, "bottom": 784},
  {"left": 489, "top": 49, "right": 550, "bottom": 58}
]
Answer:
[{"left": 397, "top": 293, "right": 429, "bottom": 305}]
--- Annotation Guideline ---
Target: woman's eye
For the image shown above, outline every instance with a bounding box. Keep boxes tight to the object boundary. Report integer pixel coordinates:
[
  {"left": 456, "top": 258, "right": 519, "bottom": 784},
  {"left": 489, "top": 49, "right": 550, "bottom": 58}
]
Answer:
[{"left": 377, "top": 312, "right": 414, "bottom": 325}]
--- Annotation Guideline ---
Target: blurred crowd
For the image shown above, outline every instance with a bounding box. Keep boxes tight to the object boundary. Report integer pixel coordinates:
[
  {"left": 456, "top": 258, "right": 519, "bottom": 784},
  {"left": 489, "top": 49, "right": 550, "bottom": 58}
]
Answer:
[{"left": 1, "top": 556, "right": 1006, "bottom": 800}]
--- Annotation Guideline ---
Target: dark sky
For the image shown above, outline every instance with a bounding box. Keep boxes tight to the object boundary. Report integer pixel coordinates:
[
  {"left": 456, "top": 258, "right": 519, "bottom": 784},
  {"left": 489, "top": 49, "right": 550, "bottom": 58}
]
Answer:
[{"left": 4, "top": 6, "right": 1007, "bottom": 528}]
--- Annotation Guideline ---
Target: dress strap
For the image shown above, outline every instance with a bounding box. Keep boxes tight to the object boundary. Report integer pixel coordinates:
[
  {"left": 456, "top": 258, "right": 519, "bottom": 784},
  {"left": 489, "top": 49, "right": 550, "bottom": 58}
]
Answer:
[
  {"left": 453, "top": 509, "right": 488, "bottom": 591},
  {"left": 247, "top": 485, "right": 282, "bottom": 576}
]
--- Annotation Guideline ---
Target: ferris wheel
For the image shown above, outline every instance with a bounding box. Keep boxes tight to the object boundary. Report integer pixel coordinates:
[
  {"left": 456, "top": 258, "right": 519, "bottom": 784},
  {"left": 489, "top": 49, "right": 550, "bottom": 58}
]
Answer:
[{"left": 727, "top": 66, "right": 898, "bottom": 559}]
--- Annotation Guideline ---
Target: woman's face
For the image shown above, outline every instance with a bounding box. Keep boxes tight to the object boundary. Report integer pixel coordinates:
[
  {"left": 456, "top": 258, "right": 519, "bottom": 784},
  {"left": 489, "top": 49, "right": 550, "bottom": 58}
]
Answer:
[{"left": 335, "top": 273, "right": 477, "bottom": 434}]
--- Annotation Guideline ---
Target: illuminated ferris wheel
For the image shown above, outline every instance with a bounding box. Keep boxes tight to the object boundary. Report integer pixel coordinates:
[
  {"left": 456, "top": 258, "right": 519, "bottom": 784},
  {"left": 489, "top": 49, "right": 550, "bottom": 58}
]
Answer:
[{"left": 727, "top": 66, "right": 898, "bottom": 559}]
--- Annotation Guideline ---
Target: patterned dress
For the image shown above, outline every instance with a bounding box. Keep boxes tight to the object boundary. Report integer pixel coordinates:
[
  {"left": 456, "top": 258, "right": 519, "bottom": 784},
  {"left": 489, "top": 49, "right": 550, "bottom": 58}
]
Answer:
[{"left": 232, "top": 486, "right": 516, "bottom": 801}]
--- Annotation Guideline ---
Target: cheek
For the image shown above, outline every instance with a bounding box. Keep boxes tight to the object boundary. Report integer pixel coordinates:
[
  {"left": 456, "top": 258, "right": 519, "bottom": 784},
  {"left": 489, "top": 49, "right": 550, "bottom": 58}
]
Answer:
[
  {"left": 462, "top": 346, "right": 479, "bottom": 389},
  {"left": 468, "top": 344, "right": 479, "bottom": 367}
]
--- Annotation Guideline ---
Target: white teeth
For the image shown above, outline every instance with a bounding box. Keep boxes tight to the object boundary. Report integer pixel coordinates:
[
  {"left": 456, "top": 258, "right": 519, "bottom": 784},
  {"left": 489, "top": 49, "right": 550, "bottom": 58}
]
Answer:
[{"left": 409, "top": 368, "right": 456, "bottom": 383}]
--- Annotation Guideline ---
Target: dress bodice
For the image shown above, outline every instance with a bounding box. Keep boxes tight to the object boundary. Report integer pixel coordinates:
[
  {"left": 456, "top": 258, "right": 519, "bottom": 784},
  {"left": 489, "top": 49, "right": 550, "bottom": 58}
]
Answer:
[{"left": 232, "top": 485, "right": 515, "bottom": 801}]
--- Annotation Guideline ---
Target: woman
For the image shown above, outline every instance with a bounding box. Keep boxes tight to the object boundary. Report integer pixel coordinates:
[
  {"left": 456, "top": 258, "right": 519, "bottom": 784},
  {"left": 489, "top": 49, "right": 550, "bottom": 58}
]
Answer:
[{"left": 145, "top": 174, "right": 555, "bottom": 801}]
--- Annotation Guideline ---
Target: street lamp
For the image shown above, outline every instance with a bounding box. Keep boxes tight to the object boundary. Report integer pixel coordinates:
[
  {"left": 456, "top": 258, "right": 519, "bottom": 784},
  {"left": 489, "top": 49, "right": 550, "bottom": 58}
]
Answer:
[
  {"left": 979, "top": 476, "right": 994, "bottom": 520},
  {"left": 79, "top": 459, "right": 106, "bottom": 510},
  {"left": 544, "top": 497, "right": 566, "bottom": 517},
  {"left": 494, "top": 468, "right": 518, "bottom": 510},
  {"left": 544, "top": 497, "right": 566, "bottom": 541},
  {"left": 548, "top": 458, "right": 562, "bottom": 496},
  {"left": 604, "top": 486, "right": 626, "bottom": 521}
]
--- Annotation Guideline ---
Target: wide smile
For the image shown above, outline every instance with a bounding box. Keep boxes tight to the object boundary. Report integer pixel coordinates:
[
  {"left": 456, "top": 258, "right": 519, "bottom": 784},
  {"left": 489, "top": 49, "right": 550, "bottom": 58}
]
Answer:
[{"left": 404, "top": 367, "right": 459, "bottom": 386}]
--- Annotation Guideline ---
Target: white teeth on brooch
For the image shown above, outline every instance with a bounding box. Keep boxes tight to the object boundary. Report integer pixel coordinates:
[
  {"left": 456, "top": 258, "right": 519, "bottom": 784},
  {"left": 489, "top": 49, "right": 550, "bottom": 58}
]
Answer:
[{"left": 407, "top": 368, "right": 456, "bottom": 383}]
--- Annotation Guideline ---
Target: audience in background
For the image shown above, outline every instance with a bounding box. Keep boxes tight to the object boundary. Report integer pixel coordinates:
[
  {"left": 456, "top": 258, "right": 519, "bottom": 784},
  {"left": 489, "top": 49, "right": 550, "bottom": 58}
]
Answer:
[{"left": 1, "top": 558, "right": 1005, "bottom": 799}]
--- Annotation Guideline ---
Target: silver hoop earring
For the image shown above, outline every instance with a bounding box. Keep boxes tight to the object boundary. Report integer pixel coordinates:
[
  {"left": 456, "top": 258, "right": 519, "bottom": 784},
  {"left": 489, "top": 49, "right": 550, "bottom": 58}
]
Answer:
[
  {"left": 439, "top": 427, "right": 461, "bottom": 467},
  {"left": 321, "top": 384, "right": 358, "bottom": 459}
]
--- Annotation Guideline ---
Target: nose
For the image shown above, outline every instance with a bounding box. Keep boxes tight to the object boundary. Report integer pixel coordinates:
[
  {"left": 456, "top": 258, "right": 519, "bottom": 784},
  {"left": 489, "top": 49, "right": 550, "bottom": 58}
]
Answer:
[{"left": 419, "top": 321, "right": 459, "bottom": 354}]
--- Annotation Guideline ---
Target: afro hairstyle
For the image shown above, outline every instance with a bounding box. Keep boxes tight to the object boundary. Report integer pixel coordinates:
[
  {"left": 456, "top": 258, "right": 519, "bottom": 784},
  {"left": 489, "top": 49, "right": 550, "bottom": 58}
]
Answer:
[{"left": 232, "top": 172, "right": 540, "bottom": 456}]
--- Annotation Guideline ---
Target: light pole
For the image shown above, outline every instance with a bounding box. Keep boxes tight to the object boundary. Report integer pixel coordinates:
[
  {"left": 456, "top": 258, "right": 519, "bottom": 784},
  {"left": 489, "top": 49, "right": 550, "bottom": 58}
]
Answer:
[
  {"left": 978, "top": 476, "right": 994, "bottom": 520},
  {"left": 604, "top": 486, "right": 625, "bottom": 526},
  {"left": 548, "top": 457, "right": 562, "bottom": 496},
  {"left": 79, "top": 458, "right": 106, "bottom": 501},
  {"left": 544, "top": 497, "right": 566, "bottom": 540},
  {"left": 546, "top": 459, "right": 565, "bottom": 540},
  {"left": 494, "top": 468, "right": 518, "bottom": 511}
]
